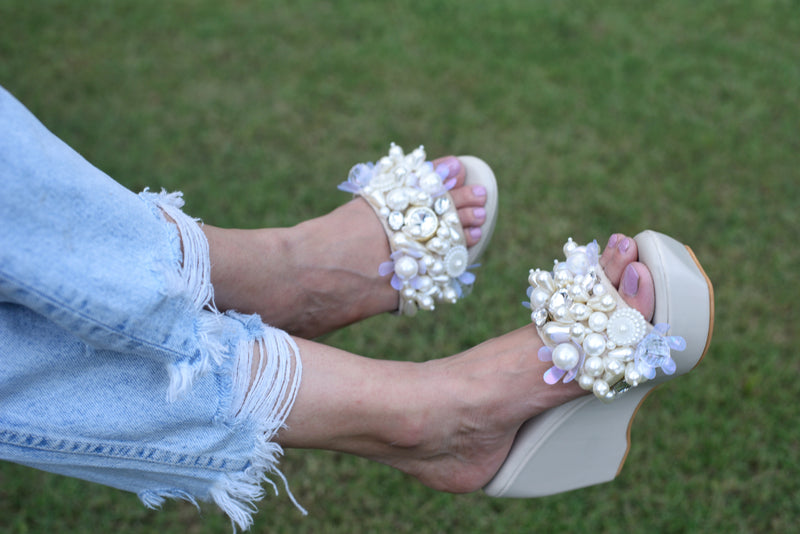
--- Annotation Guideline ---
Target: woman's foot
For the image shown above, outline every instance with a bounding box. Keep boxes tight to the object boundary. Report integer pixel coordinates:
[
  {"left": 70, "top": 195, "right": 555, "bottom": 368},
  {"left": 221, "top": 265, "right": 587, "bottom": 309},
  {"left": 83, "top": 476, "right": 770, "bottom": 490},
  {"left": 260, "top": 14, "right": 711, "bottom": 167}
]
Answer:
[
  {"left": 203, "top": 155, "right": 490, "bottom": 338},
  {"left": 276, "top": 234, "right": 657, "bottom": 493}
]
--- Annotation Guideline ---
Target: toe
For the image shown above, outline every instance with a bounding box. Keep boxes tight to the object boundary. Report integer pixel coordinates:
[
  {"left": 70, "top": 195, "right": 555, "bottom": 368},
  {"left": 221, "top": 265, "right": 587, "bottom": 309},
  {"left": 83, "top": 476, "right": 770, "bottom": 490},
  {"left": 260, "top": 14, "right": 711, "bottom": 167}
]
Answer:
[
  {"left": 449, "top": 182, "right": 488, "bottom": 210},
  {"left": 458, "top": 207, "right": 486, "bottom": 248},
  {"left": 457, "top": 206, "right": 486, "bottom": 228},
  {"left": 600, "top": 233, "right": 638, "bottom": 286},
  {"left": 619, "top": 262, "right": 655, "bottom": 322},
  {"left": 432, "top": 156, "right": 466, "bottom": 187},
  {"left": 433, "top": 155, "right": 488, "bottom": 249}
]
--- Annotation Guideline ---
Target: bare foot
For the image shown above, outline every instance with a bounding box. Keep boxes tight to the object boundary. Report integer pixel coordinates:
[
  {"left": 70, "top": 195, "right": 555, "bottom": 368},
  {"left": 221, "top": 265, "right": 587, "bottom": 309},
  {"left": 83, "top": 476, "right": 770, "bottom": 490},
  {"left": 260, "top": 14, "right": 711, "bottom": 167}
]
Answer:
[
  {"left": 276, "top": 234, "right": 658, "bottom": 493},
  {"left": 204, "top": 155, "right": 490, "bottom": 338}
]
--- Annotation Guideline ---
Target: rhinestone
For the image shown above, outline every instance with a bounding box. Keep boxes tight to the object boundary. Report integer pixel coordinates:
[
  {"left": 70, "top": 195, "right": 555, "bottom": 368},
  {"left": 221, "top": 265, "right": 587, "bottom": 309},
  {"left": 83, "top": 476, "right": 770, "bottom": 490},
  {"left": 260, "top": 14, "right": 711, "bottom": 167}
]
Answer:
[
  {"left": 404, "top": 207, "right": 439, "bottom": 240},
  {"left": 433, "top": 196, "right": 452, "bottom": 215},
  {"left": 582, "top": 271, "right": 598, "bottom": 292},
  {"left": 548, "top": 289, "right": 572, "bottom": 313},
  {"left": 533, "top": 308, "right": 548, "bottom": 327},
  {"left": 637, "top": 334, "right": 672, "bottom": 369}
]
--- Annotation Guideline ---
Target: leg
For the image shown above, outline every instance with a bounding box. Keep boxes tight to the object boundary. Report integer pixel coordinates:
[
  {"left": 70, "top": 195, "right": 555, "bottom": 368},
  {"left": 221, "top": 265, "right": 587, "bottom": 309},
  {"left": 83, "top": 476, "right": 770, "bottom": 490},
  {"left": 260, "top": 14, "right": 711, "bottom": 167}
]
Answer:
[
  {"left": 273, "top": 234, "right": 659, "bottom": 493},
  {"left": 204, "top": 155, "right": 491, "bottom": 338}
]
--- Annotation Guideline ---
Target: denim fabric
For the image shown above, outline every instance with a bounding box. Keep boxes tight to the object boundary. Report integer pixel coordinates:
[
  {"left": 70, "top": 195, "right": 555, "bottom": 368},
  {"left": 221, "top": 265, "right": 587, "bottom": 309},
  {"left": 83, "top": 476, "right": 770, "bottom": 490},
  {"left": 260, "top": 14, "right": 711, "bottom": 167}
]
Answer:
[{"left": 0, "top": 86, "right": 302, "bottom": 530}]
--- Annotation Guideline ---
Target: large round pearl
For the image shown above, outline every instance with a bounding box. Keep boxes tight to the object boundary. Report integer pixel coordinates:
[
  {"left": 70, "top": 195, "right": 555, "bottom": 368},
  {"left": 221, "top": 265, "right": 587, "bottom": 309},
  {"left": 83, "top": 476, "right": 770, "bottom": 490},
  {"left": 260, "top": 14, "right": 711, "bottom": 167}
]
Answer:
[
  {"left": 584, "top": 355, "right": 605, "bottom": 377},
  {"left": 577, "top": 374, "right": 595, "bottom": 391},
  {"left": 588, "top": 311, "right": 609, "bottom": 332},
  {"left": 593, "top": 379, "right": 610, "bottom": 399},
  {"left": 552, "top": 343, "right": 580, "bottom": 371},
  {"left": 394, "top": 256, "right": 419, "bottom": 280},
  {"left": 583, "top": 332, "right": 606, "bottom": 357}
]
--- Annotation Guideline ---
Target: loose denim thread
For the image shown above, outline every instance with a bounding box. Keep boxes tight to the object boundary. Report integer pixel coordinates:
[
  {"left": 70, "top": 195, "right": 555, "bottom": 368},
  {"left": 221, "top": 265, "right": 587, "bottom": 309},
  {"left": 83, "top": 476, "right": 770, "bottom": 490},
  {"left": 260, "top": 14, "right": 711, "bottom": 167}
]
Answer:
[
  {"left": 139, "top": 189, "right": 305, "bottom": 530},
  {"left": 141, "top": 188, "right": 225, "bottom": 402}
]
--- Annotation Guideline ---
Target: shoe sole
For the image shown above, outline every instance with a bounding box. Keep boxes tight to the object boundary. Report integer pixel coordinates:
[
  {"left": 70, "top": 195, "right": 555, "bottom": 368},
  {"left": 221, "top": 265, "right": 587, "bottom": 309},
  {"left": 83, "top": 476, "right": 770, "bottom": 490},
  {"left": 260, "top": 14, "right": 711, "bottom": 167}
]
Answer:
[{"left": 483, "top": 230, "right": 714, "bottom": 497}]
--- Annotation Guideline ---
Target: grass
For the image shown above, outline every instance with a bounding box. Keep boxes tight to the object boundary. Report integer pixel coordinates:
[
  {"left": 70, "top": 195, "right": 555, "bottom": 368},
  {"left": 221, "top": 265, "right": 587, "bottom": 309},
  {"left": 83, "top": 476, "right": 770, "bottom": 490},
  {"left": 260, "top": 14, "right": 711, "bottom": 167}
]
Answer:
[{"left": 1, "top": 0, "right": 798, "bottom": 532}]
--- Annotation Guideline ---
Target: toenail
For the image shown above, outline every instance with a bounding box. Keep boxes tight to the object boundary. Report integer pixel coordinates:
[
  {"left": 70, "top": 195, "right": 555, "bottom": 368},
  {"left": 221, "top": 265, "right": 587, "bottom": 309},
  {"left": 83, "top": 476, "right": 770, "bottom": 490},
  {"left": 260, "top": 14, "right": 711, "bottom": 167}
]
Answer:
[
  {"left": 472, "top": 185, "right": 487, "bottom": 197},
  {"left": 618, "top": 237, "right": 631, "bottom": 253},
  {"left": 622, "top": 264, "right": 640, "bottom": 297},
  {"left": 473, "top": 207, "right": 486, "bottom": 221},
  {"left": 607, "top": 234, "right": 619, "bottom": 249},
  {"left": 436, "top": 156, "right": 462, "bottom": 178},
  {"left": 469, "top": 227, "right": 482, "bottom": 241}
]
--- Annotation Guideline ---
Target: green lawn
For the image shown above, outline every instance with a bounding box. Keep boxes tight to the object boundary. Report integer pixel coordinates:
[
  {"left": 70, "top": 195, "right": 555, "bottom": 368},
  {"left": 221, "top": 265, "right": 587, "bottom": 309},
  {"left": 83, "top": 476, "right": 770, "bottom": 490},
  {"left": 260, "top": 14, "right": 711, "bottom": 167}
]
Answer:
[{"left": 1, "top": 0, "right": 798, "bottom": 532}]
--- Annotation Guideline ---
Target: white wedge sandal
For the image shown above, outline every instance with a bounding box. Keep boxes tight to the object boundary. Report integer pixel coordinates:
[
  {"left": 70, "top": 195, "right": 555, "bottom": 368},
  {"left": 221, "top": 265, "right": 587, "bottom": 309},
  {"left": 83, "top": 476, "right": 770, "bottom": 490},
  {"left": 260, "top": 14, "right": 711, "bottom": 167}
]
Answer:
[
  {"left": 339, "top": 143, "right": 498, "bottom": 316},
  {"left": 484, "top": 230, "right": 714, "bottom": 497}
]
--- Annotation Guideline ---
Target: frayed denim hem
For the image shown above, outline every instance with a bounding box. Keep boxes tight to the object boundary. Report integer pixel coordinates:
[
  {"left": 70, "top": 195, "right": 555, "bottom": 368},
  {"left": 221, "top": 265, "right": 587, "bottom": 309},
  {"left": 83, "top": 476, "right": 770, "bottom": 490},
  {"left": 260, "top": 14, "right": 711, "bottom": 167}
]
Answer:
[
  {"left": 1, "top": 84, "right": 304, "bottom": 530},
  {"left": 137, "top": 190, "right": 305, "bottom": 530}
]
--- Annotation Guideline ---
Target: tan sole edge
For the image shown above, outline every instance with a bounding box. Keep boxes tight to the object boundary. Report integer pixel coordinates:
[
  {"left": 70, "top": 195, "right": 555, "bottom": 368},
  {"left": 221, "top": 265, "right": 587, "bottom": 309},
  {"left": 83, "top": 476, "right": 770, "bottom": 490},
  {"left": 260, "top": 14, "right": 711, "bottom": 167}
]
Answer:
[{"left": 614, "top": 244, "right": 715, "bottom": 477}]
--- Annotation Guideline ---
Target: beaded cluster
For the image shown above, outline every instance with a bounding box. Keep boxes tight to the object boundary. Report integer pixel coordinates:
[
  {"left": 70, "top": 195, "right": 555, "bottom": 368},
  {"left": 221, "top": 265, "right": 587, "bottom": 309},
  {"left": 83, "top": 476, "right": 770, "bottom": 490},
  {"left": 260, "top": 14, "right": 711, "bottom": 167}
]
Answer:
[
  {"left": 339, "top": 143, "right": 475, "bottom": 316},
  {"left": 528, "top": 238, "right": 686, "bottom": 402}
]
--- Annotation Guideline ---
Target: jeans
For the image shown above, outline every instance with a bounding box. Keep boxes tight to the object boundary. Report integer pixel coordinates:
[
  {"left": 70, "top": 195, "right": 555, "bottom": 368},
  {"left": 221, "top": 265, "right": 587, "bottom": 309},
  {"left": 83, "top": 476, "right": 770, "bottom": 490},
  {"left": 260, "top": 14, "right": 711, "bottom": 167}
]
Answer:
[{"left": 0, "top": 85, "right": 303, "bottom": 530}]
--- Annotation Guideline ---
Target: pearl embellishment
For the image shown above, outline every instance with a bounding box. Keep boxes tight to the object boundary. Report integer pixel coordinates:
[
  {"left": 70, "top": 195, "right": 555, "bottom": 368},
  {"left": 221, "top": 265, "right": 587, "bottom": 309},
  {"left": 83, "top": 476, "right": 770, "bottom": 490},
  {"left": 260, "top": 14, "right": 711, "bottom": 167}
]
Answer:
[
  {"left": 341, "top": 143, "right": 473, "bottom": 315},
  {"left": 528, "top": 237, "right": 676, "bottom": 402},
  {"left": 552, "top": 343, "right": 581, "bottom": 371}
]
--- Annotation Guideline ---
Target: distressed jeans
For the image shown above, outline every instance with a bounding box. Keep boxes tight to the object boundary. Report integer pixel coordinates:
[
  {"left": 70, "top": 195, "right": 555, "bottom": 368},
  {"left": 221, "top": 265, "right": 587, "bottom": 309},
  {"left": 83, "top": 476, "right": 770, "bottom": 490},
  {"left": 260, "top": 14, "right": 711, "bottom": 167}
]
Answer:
[{"left": 0, "top": 86, "right": 302, "bottom": 530}]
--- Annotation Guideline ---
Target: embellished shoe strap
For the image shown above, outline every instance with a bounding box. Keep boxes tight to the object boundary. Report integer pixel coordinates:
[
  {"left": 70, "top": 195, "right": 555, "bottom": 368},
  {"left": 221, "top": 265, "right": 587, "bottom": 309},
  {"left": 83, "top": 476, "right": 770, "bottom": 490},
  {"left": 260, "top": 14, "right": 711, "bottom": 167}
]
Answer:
[
  {"left": 338, "top": 143, "right": 476, "bottom": 316},
  {"left": 527, "top": 238, "right": 687, "bottom": 402}
]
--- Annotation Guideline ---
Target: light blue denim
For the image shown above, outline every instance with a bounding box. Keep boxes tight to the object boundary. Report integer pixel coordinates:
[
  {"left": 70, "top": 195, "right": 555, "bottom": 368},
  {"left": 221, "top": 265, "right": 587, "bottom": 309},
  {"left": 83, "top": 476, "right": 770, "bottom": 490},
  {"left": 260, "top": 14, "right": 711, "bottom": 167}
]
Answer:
[{"left": 0, "top": 85, "right": 302, "bottom": 530}]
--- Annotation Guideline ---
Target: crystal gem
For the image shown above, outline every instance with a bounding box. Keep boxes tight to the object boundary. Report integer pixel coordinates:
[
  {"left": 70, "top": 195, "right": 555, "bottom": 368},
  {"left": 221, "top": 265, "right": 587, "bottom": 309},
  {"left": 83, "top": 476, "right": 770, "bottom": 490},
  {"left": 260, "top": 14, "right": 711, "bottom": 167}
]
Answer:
[
  {"left": 433, "top": 196, "right": 451, "bottom": 215},
  {"left": 637, "top": 334, "right": 672, "bottom": 369},
  {"left": 404, "top": 207, "right": 439, "bottom": 240},
  {"left": 548, "top": 289, "right": 572, "bottom": 313}
]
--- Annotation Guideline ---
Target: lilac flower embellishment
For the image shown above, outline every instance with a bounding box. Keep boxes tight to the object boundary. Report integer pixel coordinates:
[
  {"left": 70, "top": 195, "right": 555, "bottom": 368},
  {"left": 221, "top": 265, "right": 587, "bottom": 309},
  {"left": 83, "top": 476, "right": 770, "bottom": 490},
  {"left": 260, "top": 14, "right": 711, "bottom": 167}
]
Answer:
[
  {"left": 337, "top": 162, "right": 375, "bottom": 194},
  {"left": 379, "top": 249, "right": 426, "bottom": 291},
  {"left": 538, "top": 343, "right": 585, "bottom": 385},
  {"left": 451, "top": 264, "right": 478, "bottom": 298},
  {"left": 633, "top": 323, "right": 686, "bottom": 379}
]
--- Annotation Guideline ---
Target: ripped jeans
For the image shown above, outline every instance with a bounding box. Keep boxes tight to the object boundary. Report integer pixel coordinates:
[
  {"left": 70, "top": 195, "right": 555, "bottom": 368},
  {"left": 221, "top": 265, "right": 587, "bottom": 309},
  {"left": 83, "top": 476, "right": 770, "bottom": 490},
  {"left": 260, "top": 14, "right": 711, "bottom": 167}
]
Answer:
[{"left": 0, "top": 86, "right": 302, "bottom": 530}]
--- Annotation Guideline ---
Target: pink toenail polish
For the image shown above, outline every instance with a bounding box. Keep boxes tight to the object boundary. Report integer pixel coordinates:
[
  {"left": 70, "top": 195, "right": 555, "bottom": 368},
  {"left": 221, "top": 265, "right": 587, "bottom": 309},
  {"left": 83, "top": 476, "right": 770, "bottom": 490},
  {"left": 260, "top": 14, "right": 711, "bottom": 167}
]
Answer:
[
  {"left": 607, "top": 234, "right": 619, "bottom": 249},
  {"left": 473, "top": 207, "right": 486, "bottom": 221},
  {"left": 469, "top": 227, "right": 482, "bottom": 241},
  {"left": 622, "top": 264, "right": 640, "bottom": 297},
  {"left": 436, "top": 156, "right": 462, "bottom": 178},
  {"left": 618, "top": 237, "right": 631, "bottom": 253},
  {"left": 472, "top": 185, "right": 487, "bottom": 197}
]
